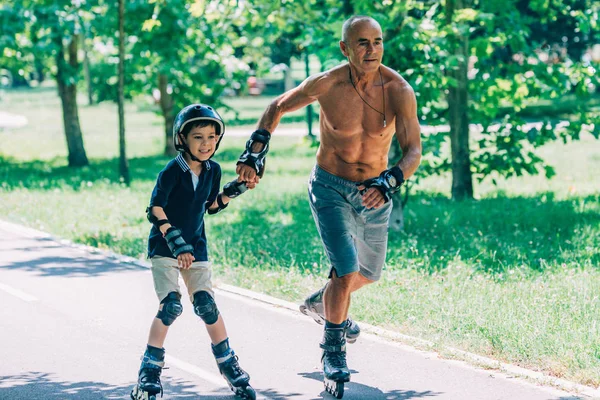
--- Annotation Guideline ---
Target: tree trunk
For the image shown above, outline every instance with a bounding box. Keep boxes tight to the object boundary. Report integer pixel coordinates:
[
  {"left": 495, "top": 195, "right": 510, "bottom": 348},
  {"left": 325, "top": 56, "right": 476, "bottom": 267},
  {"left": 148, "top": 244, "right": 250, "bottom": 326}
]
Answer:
[
  {"left": 158, "top": 73, "right": 176, "bottom": 156},
  {"left": 56, "top": 33, "right": 89, "bottom": 167},
  {"left": 304, "top": 50, "right": 314, "bottom": 139},
  {"left": 446, "top": 0, "right": 473, "bottom": 200},
  {"left": 118, "top": 0, "right": 130, "bottom": 185},
  {"left": 388, "top": 140, "right": 404, "bottom": 231},
  {"left": 81, "top": 28, "right": 94, "bottom": 105}
]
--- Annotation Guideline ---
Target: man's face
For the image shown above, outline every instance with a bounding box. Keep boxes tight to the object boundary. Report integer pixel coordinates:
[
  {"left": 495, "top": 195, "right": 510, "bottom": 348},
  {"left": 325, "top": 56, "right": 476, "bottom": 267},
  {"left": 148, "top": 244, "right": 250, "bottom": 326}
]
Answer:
[
  {"left": 341, "top": 20, "right": 384, "bottom": 72},
  {"left": 182, "top": 124, "right": 219, "bottom": 161}
]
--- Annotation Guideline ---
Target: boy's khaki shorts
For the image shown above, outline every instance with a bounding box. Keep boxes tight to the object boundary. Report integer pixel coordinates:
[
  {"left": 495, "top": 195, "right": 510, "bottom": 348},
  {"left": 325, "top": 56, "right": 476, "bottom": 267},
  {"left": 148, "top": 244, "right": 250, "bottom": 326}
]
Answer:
[{"left": 150, "top": 256, "right": 213, "bottom": 303}]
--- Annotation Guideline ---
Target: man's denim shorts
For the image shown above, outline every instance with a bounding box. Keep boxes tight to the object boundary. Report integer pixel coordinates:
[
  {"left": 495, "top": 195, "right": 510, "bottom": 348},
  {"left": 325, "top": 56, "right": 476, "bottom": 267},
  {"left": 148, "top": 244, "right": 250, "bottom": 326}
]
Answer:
[{"left": 308, "top": 165, "right": 392, "bottom": 281}]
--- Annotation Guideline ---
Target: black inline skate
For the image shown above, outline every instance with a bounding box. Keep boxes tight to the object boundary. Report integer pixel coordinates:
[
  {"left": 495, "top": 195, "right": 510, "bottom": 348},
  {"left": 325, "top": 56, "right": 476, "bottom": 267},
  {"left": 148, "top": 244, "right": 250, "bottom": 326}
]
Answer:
[
  {"left": 213, "top": 339, "right": 256, "bottom": 400},
  {"left": 131, "top": 345, "right": 165, "bottom": 400},
  {"left": 299, "top": 284, "right": 361, "bottom": 343},
  {"left": 321, "top": 326, "right": 350, "bottom": 399}
]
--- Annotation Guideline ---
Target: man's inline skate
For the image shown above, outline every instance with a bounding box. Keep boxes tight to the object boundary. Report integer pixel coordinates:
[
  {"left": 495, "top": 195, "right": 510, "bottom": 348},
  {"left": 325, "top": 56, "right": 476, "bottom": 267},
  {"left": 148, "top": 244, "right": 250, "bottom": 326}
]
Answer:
[
  {"left": 299, "top": 284, "right": 361, "bottom": 343},
  {"left": 131, "top": 346, "right": 165, "bottom": 400},
  {"left": 321, "top": 326, "right": 350, "bottom": 399}
]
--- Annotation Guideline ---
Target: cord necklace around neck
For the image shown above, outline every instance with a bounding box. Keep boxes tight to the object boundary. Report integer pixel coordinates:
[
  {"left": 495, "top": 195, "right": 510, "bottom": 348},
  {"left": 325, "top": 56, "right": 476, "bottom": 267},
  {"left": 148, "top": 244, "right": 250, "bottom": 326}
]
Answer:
[{"left": 348, "top": 65, "right": 386, "bottom": 127}]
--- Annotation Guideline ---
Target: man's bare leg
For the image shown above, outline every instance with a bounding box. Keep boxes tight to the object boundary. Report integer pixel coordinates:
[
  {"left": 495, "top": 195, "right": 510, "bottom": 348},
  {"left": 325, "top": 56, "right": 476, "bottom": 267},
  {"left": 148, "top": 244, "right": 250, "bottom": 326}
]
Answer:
[
  {"left": 323, "top": 270, "right": 355, "bottom": 323},
  {"left": 349, "top": 272, "right": 375, "bottom": 292},
  {"left": 323, "top": 270, "right": 375, "bottom": 323}
]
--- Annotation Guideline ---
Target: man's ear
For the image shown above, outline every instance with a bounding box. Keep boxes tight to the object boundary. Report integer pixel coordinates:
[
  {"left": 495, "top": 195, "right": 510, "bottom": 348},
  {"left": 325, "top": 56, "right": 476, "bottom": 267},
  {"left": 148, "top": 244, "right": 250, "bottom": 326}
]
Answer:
[{"left": 339, "top": 40, "right": 349, "bottom": 58}]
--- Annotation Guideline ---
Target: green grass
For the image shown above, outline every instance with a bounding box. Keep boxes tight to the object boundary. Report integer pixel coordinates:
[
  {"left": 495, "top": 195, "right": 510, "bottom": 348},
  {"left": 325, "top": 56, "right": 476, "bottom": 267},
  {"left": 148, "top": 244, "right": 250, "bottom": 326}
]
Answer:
[{"left": 1, "top": 87, "right": 600, "bottom": 387}]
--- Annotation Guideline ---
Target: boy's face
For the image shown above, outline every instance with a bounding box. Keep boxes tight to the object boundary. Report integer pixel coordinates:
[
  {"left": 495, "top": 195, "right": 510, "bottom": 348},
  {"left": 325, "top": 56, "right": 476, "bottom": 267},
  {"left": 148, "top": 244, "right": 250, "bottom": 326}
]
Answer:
[{"left": 181, "top": 125, "right": 219, "bottom": 161}]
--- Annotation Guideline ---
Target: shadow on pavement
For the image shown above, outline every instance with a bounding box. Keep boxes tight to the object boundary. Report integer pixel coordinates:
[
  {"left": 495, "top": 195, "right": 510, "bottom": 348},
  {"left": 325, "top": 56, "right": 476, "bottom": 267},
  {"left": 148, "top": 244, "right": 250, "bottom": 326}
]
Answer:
[
  {"left": 298, "top": 371, "right": 442, "bottom": 399},
  {"left": 0, "top": 235, "right": 146, "bottom": 277},
  {"left": 0, "top": 372, "right": 309, "bottom": 399}
]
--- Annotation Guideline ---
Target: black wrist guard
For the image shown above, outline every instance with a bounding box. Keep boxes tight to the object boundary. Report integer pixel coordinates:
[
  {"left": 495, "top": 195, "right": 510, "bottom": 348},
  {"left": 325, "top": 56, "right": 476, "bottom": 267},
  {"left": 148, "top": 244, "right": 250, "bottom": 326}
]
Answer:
[
  {"left": 237, "top": 129, "right": 270, "bottom": 177},
  {"left": 207, "top": 194, "right": 229, "bottom": 215},
  {"left": 164, "top": 226, "right": 194, "bottom": 258},
  {"left": 358, "top": 166, "right": 405, "bottom": 203},
  {"left": 223, "top": 179, "right": 248, "bottom": 199},
  {"left": 146, "top": 207, "right": 170, "bottom": 228}
]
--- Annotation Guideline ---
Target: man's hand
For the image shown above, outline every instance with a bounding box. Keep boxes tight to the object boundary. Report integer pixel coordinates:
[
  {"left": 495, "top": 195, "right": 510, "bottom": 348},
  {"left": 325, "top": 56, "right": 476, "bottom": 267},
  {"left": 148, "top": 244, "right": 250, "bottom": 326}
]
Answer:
[
  {"left": 357, "top": 184, "right": 387, "bottom": 209},
  {"left": 356, "top": 166, "right": 404, "bottom": 209},
  {"left": 236, "top": 129, "right": 270, "bottom": 181},
  {"left": 177, "top": 252, "right": 195, "bottom": 270}
]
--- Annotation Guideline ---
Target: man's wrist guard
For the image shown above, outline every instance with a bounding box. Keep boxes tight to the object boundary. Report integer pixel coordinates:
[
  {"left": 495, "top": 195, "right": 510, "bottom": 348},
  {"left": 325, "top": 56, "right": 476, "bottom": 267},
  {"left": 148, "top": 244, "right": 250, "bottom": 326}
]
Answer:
[
  {"left": 237, "top": 129, "right": 270, "bottom": 177},
  {"left": 164, "top": 226, "right": 194, "bottom": 258},
  {"left": 207, "top": 194, "right": 229, "bottom": 215},
  {"left": 358, "top": 166, "right": 405, "bottom": 203},
  {"left": 223, "top": 179, "right": 248, "bottom": 199},
  {"left": 146, "top": 206, "right": 170, "bottom": 228}
]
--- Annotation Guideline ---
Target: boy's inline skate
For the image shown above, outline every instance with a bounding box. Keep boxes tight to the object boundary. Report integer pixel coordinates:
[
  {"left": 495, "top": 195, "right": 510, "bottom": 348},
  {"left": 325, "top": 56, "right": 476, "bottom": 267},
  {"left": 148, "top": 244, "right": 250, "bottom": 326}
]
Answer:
[
  {"left": 213, "top": 339, "right": 256, "bottom": 400},
  {"left": 131, "top": 345, "right": 165, "bottom": 400}
]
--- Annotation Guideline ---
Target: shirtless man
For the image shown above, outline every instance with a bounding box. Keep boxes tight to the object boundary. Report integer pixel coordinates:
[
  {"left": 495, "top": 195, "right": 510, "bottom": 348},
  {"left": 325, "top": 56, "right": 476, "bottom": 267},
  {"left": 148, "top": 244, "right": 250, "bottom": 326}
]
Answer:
[{"left": 236, "top": 15, "right": 421, "bottom": 396}]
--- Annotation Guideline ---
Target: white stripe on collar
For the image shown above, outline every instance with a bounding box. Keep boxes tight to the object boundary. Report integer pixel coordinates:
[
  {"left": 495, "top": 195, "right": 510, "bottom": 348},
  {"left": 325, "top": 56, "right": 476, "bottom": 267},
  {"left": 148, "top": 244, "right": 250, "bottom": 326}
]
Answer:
[
  {"left": 175, "top": 154, "right": 190, "bottom": 172},
  {"left": 176, "top": 153, "right": 211, "bottom": 171}
]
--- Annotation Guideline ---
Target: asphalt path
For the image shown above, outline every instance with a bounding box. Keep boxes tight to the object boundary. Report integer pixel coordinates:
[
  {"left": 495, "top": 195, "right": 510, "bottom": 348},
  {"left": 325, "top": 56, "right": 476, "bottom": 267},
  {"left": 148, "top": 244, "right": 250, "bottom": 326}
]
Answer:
[{"left": 0, "top": 221, "right": 587, "bottom": 400}]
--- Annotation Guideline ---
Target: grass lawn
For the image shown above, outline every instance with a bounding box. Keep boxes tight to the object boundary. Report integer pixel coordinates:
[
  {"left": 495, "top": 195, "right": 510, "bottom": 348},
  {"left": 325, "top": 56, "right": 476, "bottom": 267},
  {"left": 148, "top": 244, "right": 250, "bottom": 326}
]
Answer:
[{"left": 1, "top": 87, "right": 599, "bottom": 387}]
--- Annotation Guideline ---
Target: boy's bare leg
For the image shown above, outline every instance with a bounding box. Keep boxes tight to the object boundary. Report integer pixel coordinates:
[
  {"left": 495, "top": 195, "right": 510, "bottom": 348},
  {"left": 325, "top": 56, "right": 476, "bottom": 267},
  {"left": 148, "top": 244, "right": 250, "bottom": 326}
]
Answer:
[
  {"left": 205, "top": 315, "right": 228, "bottom": 345},
  {"left": 147, "top": 304, "right": 170, "bottom": 348}
]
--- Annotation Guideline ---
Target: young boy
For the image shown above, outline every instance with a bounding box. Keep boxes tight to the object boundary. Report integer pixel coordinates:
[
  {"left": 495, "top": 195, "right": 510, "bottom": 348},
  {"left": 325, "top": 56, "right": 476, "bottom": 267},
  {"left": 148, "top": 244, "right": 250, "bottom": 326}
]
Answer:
[{"left": 131, "top": 104, "right": 256, "bottom": 400}]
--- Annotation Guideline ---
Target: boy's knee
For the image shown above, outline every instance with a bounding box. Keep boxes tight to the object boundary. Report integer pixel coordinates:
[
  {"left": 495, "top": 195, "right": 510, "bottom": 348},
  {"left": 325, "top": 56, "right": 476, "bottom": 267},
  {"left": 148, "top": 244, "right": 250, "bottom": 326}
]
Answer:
[
  {"left": 193, "top": 291, "right": 220, "bottom": 325},
  {"left": 156, "top": 291, "right": 183, "bottom": 326}
]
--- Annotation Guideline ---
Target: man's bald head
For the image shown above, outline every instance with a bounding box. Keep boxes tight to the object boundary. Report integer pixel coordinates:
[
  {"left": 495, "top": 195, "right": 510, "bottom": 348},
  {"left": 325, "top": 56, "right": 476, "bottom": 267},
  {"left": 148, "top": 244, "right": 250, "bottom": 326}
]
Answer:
[{"left": 341, "top": 16, "right": 381, "bottom": 43}]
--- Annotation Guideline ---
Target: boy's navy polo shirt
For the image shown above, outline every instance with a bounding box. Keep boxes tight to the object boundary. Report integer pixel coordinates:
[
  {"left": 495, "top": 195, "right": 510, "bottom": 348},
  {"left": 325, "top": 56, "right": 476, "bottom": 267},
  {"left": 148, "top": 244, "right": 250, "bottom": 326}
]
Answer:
[{"left": 147, "top": 154, "right": 221, "bottom": 262}]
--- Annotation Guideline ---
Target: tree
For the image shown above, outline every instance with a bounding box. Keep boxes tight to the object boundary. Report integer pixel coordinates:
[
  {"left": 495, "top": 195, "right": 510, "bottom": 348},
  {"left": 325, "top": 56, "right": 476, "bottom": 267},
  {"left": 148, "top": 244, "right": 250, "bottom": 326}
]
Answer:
[
  {"left": 129, "top": 0, "right": 248, "bottom": 155},
  {"left": 117, "top": 0, "right": 130, "bottom": 185},
  {"left": 3, "top": 0, "right": 93, "bottom": 167},
  {"left": 446, "top": 0, "right": 473, "bottom": 200}
]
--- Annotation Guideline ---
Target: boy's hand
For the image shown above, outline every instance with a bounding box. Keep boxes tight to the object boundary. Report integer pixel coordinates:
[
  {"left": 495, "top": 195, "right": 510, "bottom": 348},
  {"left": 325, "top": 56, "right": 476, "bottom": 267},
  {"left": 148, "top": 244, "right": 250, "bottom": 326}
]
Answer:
[
  {"left": 236, "top": 164, "right": 260, "bottom": 183},
  {"left": 177, "top": 252, "right": 195, "bottom": 269}
]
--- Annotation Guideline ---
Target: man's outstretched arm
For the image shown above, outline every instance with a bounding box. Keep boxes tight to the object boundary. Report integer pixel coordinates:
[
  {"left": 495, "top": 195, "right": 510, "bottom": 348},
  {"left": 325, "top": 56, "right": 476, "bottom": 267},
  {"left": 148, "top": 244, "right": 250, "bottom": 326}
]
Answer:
[{"left": 237, "top": 73, "right": 329, "bottom": 182}]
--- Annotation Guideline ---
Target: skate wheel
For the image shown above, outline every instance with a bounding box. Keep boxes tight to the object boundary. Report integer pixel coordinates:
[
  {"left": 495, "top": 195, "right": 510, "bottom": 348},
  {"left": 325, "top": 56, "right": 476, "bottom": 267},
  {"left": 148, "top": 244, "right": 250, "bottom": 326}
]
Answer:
[
  {"left": 234, "top": 384, "right": 256, "bottom": 399},
  {"left": 324, "top": 378, "right": 344, "bottom": 399}
]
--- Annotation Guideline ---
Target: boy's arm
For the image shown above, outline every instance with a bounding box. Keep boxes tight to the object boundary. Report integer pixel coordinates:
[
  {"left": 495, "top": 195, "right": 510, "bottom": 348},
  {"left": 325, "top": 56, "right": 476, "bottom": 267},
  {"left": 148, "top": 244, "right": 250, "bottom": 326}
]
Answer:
[
  {"left": 147, "top": 206, "right": 171, "bottom": 235},
  {"left": 147, "top": 205, "right": 195, "bottom": 269},
  {"left": 206, "top": 179, "right": 252, "bottom": 214}
]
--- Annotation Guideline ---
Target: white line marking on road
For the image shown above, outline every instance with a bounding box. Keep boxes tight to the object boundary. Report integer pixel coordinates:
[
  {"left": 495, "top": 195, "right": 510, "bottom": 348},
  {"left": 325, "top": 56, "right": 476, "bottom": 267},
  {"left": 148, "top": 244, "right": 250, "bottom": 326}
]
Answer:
[
  {"left": 0, "top": 282, "right": 38, "bottom": 302},
  {"left": 166, "top": 355, "right": 267, "bottom": 399}
]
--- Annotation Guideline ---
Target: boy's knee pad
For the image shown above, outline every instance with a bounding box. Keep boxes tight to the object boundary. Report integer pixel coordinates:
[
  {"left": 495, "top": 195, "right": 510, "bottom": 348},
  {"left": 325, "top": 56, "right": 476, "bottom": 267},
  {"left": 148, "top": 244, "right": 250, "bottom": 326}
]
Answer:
[
  {"left": 193, "top": 291, "right": 220, "bottom": 325},
  {"left": 156, "top": 292, "right": 183, "bottom": 326}
]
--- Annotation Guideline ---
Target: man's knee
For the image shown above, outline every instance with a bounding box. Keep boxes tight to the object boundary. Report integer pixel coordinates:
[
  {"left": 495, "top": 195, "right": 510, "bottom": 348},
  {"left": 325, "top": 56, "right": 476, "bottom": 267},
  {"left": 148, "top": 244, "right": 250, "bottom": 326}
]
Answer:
[
  {"left": 193, "top": 291, "right": 220, "bottom": 325},
  {"left": 156, "top": 291, "right": 183, "bottom": 326},
  {"left": 330, "top": 270, "right": 358, "bottom": 292}
]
